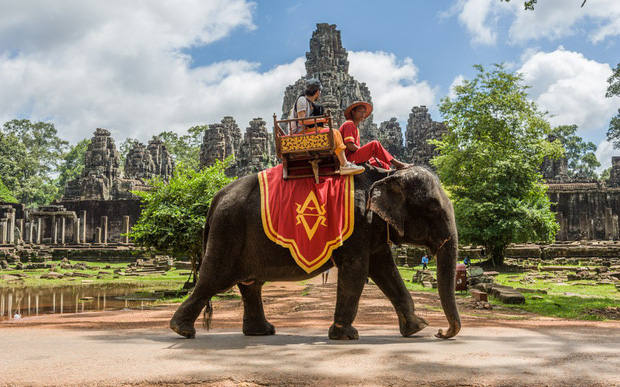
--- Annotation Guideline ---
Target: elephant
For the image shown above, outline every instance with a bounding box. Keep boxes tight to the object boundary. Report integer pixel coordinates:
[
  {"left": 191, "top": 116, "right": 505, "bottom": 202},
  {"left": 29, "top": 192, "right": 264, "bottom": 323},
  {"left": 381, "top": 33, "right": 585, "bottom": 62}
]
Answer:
[{"left": 170, "top": 166, "right": 461, "bottom": 340}]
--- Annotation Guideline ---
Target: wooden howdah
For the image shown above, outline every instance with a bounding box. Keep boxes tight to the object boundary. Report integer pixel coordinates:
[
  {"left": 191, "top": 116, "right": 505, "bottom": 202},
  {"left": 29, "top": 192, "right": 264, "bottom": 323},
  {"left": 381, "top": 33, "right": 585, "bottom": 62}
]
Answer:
[{"left": 273, "top": 111, "right": 340, "bottom": 184}]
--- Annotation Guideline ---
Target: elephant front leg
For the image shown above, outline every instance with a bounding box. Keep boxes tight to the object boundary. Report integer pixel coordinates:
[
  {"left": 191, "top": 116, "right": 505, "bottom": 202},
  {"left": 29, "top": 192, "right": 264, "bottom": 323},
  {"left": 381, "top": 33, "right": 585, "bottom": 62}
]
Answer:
[
  {"left": 238, "top": 282, "right": 275, "bottom": 336},
  {"left": 369, "top": 246, "right": 427, "bottom": 336},
  {"left": 329, "top": 257, "right": 367, "bottom": 340}
]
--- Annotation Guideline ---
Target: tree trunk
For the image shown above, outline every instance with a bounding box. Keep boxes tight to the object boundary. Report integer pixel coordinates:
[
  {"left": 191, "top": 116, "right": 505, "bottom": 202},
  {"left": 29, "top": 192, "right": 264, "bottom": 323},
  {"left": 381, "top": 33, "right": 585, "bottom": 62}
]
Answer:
[{"left": 490, "top": 245, "right": 505, "bottom": 267}]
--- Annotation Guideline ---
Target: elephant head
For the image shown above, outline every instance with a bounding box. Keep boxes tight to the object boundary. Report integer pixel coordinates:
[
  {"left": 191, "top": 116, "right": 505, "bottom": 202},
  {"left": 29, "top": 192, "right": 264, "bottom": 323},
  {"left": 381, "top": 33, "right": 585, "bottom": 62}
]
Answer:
[{"left": 367, "top": 167, "right": 461, "bottom": 339}]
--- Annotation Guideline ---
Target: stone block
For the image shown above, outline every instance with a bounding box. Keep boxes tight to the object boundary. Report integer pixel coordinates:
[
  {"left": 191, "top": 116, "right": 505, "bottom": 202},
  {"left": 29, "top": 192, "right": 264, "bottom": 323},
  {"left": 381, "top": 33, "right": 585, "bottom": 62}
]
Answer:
[
  {"left": 40, "top": 272, "right": 63, "bottom": 279},
  {"left": 470, "top": 289, "right": 488, "bottom": 302},
  {"left": 495, "top": 290, "right": 526, "bottom": 304}
]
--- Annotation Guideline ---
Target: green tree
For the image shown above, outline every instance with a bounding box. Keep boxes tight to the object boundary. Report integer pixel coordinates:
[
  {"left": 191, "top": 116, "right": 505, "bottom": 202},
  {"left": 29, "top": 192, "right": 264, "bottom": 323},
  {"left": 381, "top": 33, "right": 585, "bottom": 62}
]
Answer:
[
  {"left": 549, "top": 125, "right": 600, "bottom": 179},
  {"left": 0, "top": 178, "right": 17, "bottom": 203},
  {"left": 600, "top": 167, "right": 611, "bottom": 181},
  {"left": 0, "top": 131, "right": 28, "bottom": 201},
  {"left": 500, "top": 0, "right": 586, "bottom": 10},
  {"left": 0, "top": 119, "right": 68, "bottom": 204},
  {"left": 119, "top": 137, "right": 139, "bottom": 168},
  {"left": 56, "top": 138, "right": 91, "bottom": 196},
  {"left": 128, "top": 159, "right": 235, "bottom": 282},
  {"left": 157, "top": 126, "right": 205, "bottom": 170},
  {"left": 433, "top": 64, "right": 563, "bottom": 266},
  {"left": 606, "top": 63, "right": 620, "bottom": 149},
  {"left": 500, "top": 0, "right": 538, "bottom": 10}
]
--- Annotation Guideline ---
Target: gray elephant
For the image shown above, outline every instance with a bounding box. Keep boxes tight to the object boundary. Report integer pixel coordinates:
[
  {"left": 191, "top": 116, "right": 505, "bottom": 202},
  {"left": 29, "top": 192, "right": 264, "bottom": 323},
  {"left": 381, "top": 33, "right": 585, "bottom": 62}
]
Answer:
[{"left": 170, "top": 166, "right": 460, "bottom": 340}]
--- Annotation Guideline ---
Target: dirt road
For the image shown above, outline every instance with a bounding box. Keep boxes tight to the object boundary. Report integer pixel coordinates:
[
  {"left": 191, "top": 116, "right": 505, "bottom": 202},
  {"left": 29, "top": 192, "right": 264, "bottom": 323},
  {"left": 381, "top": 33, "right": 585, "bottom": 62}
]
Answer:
[{"left": 1, "top": 278, "right": 619, "bottom": 386}]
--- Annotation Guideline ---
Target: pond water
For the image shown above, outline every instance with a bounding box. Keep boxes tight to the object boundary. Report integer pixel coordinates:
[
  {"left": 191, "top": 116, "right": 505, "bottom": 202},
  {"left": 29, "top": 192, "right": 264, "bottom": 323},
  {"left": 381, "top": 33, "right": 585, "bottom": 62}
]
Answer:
[{"left": 0, "top": 284, "right": 163, "bottom": 321}]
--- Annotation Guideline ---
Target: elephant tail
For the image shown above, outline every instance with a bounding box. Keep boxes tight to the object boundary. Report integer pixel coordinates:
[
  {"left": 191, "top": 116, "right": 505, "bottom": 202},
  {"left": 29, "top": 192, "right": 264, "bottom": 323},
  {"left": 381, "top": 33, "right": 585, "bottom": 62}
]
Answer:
[
  {"left": 202, "top": 300, "right": 214, "bottom": 330},
  {"left": 434, "top": 229, "right": 461, "bottom": 339}
]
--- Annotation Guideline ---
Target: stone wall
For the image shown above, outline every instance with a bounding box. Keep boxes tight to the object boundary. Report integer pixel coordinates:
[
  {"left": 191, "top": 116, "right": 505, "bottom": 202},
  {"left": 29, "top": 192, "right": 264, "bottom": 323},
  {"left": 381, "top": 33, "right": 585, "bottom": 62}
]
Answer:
[
  {"left": 548, "top": 183, "right": 620, "bottom": 241},
  {"left": 58, "top": 199, "right": 141, "bottom": 244}
]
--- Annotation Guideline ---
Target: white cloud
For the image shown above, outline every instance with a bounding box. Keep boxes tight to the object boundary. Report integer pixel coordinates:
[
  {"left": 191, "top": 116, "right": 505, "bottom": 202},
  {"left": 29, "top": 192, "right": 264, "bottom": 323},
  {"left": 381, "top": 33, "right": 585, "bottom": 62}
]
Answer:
[
  {"left": 348, "top": 51, "right": 437, "bottom": 124},
  {"left": 508, "top": 0, "right": 620, "bottom": 44},
  {"left": 448, "top": 74, "right": 466, "bottom": 99},
  {"left": 459, "top": 0, "right": 499, "bottom": 45},
  {"left": 595, "top": 140, "right": 620, "bottom": 173},
  {"left": 0, "top": 2, "right": 440, "bottom": 146},
  {"left": 518, "top": 47, "right": 619, "bottom": 131},
  {"left": 447, "top": 0, "right": 620, "bottom": 45},
  {"left": 0, "top": 0, "right": 290, "bottom": 145},
  {"left": 446, "top": 0, "right": 516, "bottom": 45}
]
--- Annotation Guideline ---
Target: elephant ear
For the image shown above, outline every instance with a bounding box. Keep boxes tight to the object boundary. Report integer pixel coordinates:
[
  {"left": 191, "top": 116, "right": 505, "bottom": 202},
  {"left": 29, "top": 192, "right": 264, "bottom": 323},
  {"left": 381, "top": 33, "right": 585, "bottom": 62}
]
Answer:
[{"left": 368, "top": 175, "right": 407, "bottom": 237}]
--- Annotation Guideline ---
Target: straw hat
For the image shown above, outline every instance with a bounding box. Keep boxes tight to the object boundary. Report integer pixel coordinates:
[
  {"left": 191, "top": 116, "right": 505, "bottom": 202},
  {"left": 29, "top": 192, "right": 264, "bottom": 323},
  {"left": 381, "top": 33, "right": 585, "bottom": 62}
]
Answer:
[{"left": 344, "top": 101, "right": 373, "bottom": 120}]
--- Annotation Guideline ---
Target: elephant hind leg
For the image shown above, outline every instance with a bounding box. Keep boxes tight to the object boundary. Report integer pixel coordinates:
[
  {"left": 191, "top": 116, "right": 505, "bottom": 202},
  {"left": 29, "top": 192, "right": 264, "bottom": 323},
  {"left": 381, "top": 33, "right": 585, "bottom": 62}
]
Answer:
[
  {"left": 238, "top": 282, "right": 275, "bottom": 336},
  {"left": 369, "top": 246, "right": 427, "bottom": 337},
  {"left": 170, "top": 269, "right": 239, "bottom": 339}
]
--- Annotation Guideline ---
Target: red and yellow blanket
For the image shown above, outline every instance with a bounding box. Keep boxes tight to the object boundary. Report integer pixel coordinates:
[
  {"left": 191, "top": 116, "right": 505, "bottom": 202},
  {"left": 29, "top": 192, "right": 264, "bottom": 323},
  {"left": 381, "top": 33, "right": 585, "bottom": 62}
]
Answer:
[{"left": 258, "top": 164, "right": 355, "bottom": 273}]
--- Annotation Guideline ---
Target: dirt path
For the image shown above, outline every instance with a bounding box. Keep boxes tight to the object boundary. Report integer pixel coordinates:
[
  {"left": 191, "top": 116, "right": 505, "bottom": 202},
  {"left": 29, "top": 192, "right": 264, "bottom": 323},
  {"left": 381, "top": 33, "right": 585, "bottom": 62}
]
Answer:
[{"left": 1, "top": 276, "right": 619, "bottom": 386}]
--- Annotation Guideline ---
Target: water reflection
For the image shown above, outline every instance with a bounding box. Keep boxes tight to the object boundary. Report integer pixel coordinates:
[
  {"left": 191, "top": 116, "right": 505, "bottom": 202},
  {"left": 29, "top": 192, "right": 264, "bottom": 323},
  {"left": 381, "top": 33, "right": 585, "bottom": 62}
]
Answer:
[{"left": 0, "top": 284, "right": 160, "bottom": 320}]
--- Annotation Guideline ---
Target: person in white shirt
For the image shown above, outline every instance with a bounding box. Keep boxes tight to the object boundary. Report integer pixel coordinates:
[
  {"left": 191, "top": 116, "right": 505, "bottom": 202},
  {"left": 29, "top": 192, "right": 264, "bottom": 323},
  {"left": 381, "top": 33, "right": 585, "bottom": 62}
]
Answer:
[{"left": 289, "top": 78, "right": 364, "bottom": 176}]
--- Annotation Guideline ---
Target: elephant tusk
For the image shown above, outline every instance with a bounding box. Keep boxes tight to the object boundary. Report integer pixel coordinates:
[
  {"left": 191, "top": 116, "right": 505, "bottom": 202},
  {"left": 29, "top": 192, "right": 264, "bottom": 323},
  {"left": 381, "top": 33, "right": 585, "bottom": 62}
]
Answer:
[{"left": 437, "top": 236, "right": 451, "bottom": 252}]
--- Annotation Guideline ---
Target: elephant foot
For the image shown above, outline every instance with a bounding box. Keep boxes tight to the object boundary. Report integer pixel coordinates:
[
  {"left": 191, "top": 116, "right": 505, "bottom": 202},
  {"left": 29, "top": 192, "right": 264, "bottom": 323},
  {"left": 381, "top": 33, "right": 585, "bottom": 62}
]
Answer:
[
  {"left": 170, "top": 316, "right": 196, "bottom": 339},
  {"left": 328, "top": 323, "right": 359, "bottom": 340},
  {"left": 243, "top": 320, "right": 276, "bottom": 336},
  {"left": 435, "top": 320, "right": 461, "bottom": 339},
  {"left": 399, "top": 313, "right": 428, "bottom": 337}
]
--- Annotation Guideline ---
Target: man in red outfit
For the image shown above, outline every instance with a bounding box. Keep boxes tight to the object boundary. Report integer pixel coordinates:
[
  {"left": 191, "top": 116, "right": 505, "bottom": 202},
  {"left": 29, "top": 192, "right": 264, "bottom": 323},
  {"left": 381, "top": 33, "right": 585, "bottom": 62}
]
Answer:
[{"left": 339, "top": 101, "right": 411, "bottom": 170}]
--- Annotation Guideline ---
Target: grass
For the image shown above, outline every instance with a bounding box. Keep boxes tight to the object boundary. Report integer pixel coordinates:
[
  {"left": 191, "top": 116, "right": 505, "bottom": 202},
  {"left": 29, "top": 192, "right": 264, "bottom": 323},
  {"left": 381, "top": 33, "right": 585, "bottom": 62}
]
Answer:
[
  {"left": 492, "top": 293, "right": 618, "bottom": 320},
  {"left": 495, "top": 272, "right": 619, "bottom": 298},
  {"left": 397, "top": 265, "right": 439, "bottom": 293},
  {"left": 396, "top": 263, "right": 618, "bottom": 321}
]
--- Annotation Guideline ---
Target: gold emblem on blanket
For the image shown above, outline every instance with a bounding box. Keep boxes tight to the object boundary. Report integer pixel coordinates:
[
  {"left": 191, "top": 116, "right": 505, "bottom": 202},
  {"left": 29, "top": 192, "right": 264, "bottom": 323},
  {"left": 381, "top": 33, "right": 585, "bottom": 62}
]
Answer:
[{"left": 295, "top": 191, "right": 327, "bottom": 240}]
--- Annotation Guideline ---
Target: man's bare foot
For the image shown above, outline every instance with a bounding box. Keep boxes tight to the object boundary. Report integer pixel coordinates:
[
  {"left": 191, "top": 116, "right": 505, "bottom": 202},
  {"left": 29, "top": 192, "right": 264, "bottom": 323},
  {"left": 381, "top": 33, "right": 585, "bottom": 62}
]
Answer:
[{"left": 391, "top": 160, "right": 412, "bottom": 170}]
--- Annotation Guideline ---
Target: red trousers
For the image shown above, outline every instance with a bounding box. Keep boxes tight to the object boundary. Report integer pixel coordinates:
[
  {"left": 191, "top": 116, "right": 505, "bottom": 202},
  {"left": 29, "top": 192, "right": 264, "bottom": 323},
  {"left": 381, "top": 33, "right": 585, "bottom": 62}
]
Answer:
[{"left": 346, "top": 140, "right": 394, "bottom": 169}]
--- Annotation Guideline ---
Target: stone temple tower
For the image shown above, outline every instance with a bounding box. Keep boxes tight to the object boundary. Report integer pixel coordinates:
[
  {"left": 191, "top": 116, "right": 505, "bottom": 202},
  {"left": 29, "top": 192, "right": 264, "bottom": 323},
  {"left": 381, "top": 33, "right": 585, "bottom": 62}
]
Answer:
[{"left": 282, "top": 23, "right": 378, "bottom": 143}]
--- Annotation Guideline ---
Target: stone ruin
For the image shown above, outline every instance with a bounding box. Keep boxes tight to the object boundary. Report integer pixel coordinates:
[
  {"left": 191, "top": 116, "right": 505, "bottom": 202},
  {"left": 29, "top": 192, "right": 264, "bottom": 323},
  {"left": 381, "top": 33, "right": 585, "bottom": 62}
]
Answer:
[
  {"left": 198, "top": 116, "right": 276, "bottom": 176},
  {"left": 405, "top": 106, "right": 448, "bottom": 167},
  {"left": 64, "top": 129, "right": 173, "bottom": 200},
  {"left": 124, "top": 137, "right": 174, "bottom": 182},
  {"left": 235, "top": 118, "right": 277, "bottom": 176},
  {"left": 0, "top": 128, "right": 177, "bottom": 247},
  {"left": 200, "top": 23, "right": 447, "bottom": 174},
  {"left": 199, "top": 116, "right": 242, "bottom": 168},
  {"left": 281, "top": 23, "right": 378, "bottom": 141},
  {"left": 377, "top": 118, "right": 405, "bottom": 161}
]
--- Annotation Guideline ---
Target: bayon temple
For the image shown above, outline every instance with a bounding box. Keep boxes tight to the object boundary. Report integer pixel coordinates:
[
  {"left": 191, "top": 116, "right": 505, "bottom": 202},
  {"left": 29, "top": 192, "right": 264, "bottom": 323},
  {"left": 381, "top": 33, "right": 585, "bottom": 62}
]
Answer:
[{"left": 2, "top": 23, "right": 620, "bottom": 254}]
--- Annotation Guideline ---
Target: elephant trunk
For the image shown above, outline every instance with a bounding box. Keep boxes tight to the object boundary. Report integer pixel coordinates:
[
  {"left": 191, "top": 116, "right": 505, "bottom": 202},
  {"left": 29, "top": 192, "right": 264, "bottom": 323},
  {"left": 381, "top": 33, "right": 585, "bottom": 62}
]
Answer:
[{"left": 434, "top": 230, "right": 461, "bottom": 339}]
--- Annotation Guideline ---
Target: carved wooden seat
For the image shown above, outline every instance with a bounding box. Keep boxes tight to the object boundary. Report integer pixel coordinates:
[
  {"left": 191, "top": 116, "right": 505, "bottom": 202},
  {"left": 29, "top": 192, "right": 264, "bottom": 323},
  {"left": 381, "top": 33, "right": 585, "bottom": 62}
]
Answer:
[{"left": 273, "top": 112, "right": 340, "bottom": 184}]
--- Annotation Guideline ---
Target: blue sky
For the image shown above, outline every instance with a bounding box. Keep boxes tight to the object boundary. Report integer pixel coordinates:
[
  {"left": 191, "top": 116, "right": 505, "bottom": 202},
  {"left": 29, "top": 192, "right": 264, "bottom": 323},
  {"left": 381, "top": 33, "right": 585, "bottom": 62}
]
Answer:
[{"left": 0, "top": 0, "right": 618, "bottom": 171}]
